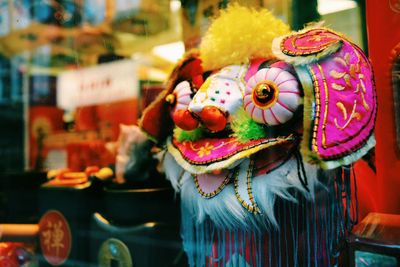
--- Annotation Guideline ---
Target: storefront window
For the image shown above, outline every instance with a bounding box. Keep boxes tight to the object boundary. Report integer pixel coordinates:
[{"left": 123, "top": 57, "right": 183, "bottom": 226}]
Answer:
[{"left": 0, "top": 1, "right": 398, "bottom": 267}]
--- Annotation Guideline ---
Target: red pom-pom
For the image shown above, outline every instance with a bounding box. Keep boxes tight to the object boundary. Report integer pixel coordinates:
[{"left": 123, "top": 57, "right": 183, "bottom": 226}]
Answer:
[
  {"left": 173, "top": 109, "right": 199, "bottom": 131},
  {"left": 200, "top": 106, "right": 227, "bottom": 132}
]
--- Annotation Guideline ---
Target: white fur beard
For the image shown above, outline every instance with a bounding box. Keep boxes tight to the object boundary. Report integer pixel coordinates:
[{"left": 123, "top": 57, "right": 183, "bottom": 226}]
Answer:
[{"left": 162, "top": 152, "right": 321, "bottom": 231}]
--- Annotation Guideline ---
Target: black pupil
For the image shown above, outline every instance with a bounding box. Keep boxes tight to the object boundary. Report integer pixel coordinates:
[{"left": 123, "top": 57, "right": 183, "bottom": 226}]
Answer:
[{"left": 257, "top": 86, "right": 275, "bottom": 104}]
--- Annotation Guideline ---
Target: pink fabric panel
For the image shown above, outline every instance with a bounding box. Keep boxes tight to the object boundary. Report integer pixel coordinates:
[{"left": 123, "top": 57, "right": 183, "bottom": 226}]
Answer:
[
  {"left": 309, "top": 42, "right": 376, "bottom": 159},
  {"left": 172, "top": 137, "right": 282, "bottom": 165},
  {"left": 244, "top": 58, "right": 265, "bottom": 82},
  {"left": 281, "top": 29, "right": 340, "bottom": 56}
]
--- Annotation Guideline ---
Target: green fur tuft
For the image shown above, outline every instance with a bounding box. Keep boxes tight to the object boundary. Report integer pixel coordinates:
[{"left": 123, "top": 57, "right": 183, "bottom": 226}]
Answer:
[
  {"left": 230, "top": 108, "right": 266, "bottom": 142},
  {"left": 173, "top": 127, "right": 204, "bottom": 142}
]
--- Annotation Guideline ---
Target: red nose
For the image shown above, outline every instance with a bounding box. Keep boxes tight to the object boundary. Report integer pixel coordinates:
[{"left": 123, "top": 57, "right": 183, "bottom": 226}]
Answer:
[
  {"left": 172, "top": 109, "right": 199, "bottom": 131},
  {"left": 199, "top": 106, "right": 227, "bottom": 132}
]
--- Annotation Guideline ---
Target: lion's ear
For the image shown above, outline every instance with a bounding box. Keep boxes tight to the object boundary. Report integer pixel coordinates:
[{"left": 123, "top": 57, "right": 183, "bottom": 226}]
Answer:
[
  {"left": 273, "top": 28, "right": 377, "bottom": 169},
  {"left": 139, "top": 51, "right": 203, "bottom": 143}
]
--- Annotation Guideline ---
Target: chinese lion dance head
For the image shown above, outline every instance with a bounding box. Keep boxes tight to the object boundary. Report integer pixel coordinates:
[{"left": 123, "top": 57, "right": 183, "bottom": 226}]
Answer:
[{"left": 140, "top": 5, "right": 376, "bottom": 267}]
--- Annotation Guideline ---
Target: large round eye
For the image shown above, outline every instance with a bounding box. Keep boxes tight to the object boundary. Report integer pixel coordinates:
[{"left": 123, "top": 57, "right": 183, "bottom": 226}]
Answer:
[
  {"left": 244, "top": 67, "right": 301, "bottom": 125},
  {"left": 166, "top": 80, "right": 199, "bottom": 130},
  {"left": 166, "top": 81, "right": 194, "bottom": 110},
  {"left": 252, "top": 80, "right": 279, "bottom": 108}
]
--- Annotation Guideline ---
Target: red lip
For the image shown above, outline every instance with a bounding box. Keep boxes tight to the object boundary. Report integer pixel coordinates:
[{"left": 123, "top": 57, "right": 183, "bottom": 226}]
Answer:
[{"left": 171, "top": 135, "right": 297, "bottom": 166}]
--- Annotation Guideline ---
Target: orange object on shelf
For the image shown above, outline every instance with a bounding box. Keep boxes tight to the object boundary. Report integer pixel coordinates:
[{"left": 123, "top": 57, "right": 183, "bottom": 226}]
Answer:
[
  {"left": 84, "top": 166, "right": 101, "bottom": 176},
  {"left": 0, "top": 225, "right": 39, "bottom": 241}
]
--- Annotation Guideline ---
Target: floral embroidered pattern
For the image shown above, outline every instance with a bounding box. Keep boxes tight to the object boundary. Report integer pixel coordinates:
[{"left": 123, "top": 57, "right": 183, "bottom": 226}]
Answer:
[
  {"left": 306, "top": 40, "right": 376, "bottom": 159},
  {"left": 195, "top": 142, "right": 215, "bottom": 158},
  {"left": 329, "top": 51, "right": 369, "bottom": 130}
]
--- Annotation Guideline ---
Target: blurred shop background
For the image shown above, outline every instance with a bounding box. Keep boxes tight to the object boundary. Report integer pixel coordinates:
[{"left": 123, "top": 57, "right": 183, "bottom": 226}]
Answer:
[{"left": 0, "top": 0, "right": 398, "bottom": 266}]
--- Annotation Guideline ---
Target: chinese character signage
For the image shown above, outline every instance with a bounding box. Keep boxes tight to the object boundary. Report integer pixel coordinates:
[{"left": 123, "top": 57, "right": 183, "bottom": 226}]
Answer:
[
  {"left": 39, "top": 210, "right": 71, "bottom": 266},
  {"left": 57, "top": 60, "right": 138, "bottom": 109}
]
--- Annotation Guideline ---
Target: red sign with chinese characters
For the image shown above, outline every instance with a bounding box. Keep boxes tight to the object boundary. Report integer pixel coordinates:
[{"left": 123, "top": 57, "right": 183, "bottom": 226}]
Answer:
[{"left": 39, "top": 210, "right": 71, "bottom": 266}]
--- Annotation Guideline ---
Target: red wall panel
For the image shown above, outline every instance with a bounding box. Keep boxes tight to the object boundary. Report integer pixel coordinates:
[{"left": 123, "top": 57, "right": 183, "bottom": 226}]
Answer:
[{"left": 366, "top": 0, "right": 400, "bottom": 213}]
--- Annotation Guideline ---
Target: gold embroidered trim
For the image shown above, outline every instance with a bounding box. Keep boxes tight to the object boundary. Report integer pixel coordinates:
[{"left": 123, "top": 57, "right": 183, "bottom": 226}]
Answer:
[
  {"left": 308, "top": 66, "right": 321, "bottom": 153},
  {"left": 193, "top": 170, "right": 233, "bottom": 199},
  {"left": 234, "top": 160, "right": 260, "bottom": 214},
  {"left": 334, "top": 100, "right": 361, "bottom": 130},
  {"left": 316, "top": 64, "right": 330, "bottom": 149},
  {"left": 336, "top": 102, "right": 348, "bottom": 120},
  {"left": 280, "top": 29, "right": 340, "bottom": 56}
]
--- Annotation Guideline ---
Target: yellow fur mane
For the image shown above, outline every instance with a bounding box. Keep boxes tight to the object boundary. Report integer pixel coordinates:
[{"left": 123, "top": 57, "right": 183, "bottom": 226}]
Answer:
[{"left": 199, "top": 4, "right": 290, "bottom": 70}]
